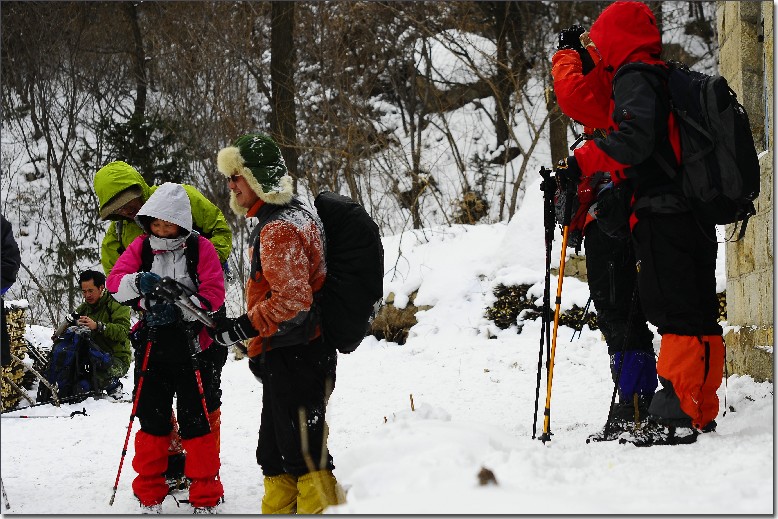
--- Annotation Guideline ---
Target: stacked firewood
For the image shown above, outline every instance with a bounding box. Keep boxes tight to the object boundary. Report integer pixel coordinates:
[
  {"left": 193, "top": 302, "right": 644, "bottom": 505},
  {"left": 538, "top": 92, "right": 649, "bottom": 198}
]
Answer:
[{"left": 1, "top": 302, "right": 32, "bottom": 411}]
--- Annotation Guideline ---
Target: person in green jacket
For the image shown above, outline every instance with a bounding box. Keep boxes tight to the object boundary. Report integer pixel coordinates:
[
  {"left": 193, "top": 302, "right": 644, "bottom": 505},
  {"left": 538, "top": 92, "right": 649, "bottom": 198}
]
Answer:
[
  {"left": 52, "top": 270, "right": 131, "bottom": 399},
  {"left": 93, "top": 160, "right": 233, "bottom": 275}
]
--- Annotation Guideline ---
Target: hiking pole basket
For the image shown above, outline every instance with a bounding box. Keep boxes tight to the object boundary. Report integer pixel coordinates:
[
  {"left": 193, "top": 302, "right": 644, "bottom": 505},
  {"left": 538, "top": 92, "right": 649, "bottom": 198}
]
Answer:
[
  {"left": 539, "top": 225, "right": 571, "bottom": 444},
  {"left": 109, "top": 327, "right": 156, "bottom": 506},
  {"left": 532, "top": 167, "right": 556, "bottom": 439}
]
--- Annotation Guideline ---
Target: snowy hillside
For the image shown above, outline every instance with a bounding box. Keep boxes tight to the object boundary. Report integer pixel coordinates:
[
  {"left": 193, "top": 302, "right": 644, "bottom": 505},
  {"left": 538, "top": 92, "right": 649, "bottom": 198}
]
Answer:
[{"left": 1, "top": 178, "right": 772, "bottom": 515}]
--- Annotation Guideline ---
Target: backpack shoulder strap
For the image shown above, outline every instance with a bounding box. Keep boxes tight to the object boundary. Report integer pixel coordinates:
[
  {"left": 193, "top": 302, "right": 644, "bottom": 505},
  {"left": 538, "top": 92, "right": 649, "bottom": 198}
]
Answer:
[
  {"left": 116, "top": 220, "right": 125, "bottom": 255},
  {"left": 140, "top": 235, "right": 153, "bottom": 272},
  {"left": 185, "top": 231, "right": 200, "bottom": 286},
  {"left": 249, "top": 203, "right": 289, "bottom": 275}
]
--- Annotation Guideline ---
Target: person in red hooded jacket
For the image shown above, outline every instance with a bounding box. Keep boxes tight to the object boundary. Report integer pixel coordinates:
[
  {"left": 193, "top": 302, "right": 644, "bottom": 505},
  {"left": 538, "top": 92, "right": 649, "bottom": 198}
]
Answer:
[
  {"left": 553, "top": 1, "right": 723, "bottom": 446},
  {"left": 551, "top": 24, "right": 656, "bottom": 436}
]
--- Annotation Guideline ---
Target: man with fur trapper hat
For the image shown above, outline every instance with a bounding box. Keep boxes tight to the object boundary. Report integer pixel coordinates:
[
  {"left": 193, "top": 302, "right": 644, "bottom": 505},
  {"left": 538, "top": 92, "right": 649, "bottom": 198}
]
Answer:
[{"left": 211, "top": 133, "right": 342, "bottom": 514}]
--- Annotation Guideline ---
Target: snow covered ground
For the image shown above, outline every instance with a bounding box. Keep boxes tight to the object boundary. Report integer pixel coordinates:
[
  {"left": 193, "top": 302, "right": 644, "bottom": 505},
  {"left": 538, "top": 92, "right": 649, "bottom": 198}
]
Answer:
[{"left": 0, "top": 178, "right": 772, "bottom": 515}]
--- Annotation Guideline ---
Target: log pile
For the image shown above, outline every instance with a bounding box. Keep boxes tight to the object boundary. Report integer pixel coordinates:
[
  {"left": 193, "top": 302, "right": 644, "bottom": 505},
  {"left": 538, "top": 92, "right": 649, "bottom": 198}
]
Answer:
[{"left": 1, "top": 301, "right": 33, "bottom": 411}]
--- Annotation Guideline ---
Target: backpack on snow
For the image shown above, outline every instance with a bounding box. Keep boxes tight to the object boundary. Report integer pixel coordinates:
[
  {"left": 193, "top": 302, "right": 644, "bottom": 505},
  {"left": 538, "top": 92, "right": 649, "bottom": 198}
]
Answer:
[
  {"left": 314, "top": 191, "right": 384, "bottom": 353},
  {"left": 36, "top": 327, "right": 111, "bottom": 403},
  {"left": 250, "top": 192, "right": 384, "bottom": 354},
  {"left": 620, "top": 61, "right": 761, "bottom": 235}
]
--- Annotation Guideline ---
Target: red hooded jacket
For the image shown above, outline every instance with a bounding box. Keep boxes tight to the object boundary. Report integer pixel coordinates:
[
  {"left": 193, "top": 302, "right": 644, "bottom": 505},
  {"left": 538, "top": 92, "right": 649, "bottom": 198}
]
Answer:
[{"left": 573, "top": 2, "right": 680, "bottom": 186}]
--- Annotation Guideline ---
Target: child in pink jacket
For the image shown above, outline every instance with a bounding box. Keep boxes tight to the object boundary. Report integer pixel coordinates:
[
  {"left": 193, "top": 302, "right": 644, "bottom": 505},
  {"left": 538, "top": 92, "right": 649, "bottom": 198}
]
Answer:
[{"left": 106, "top": 182, "right": 226, "bottom": 513}]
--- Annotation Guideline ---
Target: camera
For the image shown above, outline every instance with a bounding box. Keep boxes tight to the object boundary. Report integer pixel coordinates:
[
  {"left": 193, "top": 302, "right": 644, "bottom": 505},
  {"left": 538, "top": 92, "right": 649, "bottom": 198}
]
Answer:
[
  {"left": 68, "top": 312, "right": 81, "bottom": 324},
  {"left": 558, "top": 25, "right": 586, "bottom": 51}
]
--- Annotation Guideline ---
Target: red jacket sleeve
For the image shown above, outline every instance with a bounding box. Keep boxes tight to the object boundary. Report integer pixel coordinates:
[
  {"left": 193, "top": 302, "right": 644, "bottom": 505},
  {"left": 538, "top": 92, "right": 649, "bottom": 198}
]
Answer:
[{"left": 551, "top": 48, "right": 613, "bottom": 131}]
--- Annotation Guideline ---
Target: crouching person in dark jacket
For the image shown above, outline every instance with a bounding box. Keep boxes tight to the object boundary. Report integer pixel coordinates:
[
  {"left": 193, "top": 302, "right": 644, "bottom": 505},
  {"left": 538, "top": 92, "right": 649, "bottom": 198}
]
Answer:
[
  {"left": 107, "top": 182, "right": 226, "bottom": 513},
  {"left": 1, "top": 214, "right": 21, "bottom": 368},
  {"left": 211, "top": 133, "right": 342, "bottom": 514}
]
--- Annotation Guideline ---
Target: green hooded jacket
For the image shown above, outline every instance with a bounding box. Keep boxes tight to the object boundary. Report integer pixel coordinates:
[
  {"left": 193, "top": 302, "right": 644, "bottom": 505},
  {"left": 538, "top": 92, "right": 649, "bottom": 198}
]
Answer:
[
  {"left": 94, "top": 161, "right": 232, "bottom": 274},
  {"left": 73, "top": 290, "right": 132, "bottom": 369}
]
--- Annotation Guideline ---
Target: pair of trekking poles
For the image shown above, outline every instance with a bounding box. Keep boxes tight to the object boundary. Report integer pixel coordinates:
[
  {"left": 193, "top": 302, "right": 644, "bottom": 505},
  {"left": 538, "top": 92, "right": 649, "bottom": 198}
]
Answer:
[
  {"left": 530, "top": 166, "right": 640, "bottom": 445},
  {"left": 531, "top": 167, "right": 567, "bottom": 445},
  {"left": 108, "top": 278, "right": 217, "bottom": 506}
]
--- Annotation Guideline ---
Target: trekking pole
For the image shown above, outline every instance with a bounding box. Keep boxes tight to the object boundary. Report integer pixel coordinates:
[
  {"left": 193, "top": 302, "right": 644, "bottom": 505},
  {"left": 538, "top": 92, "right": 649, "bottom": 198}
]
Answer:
[
  {"left": 539, "top": 225, "right": 571, "bottom": 444},
  {"left": 1, "top": 391, "right": 96, "bottom": 413},
  {"left": 590, "top": 270, "right": 640, "bottom": 443},
  {"left": 533, "top": 167, "right": 556, "bottom": 439},
  {"left": 2, "top": 407, "right": 87, "bottom": 419},
  {"left": 184, "top": 329, "right": 211, "bottom": 427},
  {"left": 9, "top": 353, "right": 60, "bottom": 406},
  {"left": 570, "top": 296, "right": 593, "bottom": 342},
  {"left": 109, "top": 327, "right": 156, "bottom": 506}
]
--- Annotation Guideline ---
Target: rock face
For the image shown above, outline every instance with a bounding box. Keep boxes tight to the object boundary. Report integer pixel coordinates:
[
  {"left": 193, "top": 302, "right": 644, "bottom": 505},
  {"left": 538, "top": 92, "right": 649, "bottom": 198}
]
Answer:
[{"left": 719, "top": 2, "right": 774, "bottom": 382}]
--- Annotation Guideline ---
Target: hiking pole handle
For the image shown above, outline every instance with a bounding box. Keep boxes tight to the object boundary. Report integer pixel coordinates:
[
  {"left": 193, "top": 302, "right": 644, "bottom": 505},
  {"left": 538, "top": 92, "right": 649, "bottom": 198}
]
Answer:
[{"left": 539, "top": 167, "right": 557, "bottom": 243}]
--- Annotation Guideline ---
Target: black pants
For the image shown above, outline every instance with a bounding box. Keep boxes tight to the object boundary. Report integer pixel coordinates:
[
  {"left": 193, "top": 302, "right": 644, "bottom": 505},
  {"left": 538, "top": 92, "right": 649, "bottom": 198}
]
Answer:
[
  {"left": 585, "top": 223, "right": 654, "bottom": 355},
  {"left": 133, "top": 324, "right": 225, "bottom": 439},
  {"left": 255, "top": 338, "right": 338, "bottom": 477},
  {"left": 1, "top": 299, "right": 9, "bottom": 367},
  {"left": 631, "top": 212, "right": 721, "bottom": 336}
]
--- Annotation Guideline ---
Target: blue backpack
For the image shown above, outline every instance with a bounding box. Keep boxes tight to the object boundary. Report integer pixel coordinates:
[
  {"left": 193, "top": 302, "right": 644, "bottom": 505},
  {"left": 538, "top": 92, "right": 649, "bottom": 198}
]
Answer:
[{"left": 36, "top": 327, "right": 111, "bottom": 403}]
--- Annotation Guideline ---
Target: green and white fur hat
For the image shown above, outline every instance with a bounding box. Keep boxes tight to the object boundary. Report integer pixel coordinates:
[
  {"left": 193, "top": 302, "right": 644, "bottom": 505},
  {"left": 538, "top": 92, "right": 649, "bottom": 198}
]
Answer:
[{"left": 217, "top": 133, "right": 294, "bottom": 215}]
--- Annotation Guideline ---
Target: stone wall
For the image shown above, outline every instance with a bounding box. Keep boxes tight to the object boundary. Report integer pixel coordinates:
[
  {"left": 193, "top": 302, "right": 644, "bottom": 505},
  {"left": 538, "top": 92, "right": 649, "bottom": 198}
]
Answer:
[{"left": 717, "top": 1, "right": 774, "bottom": 382}]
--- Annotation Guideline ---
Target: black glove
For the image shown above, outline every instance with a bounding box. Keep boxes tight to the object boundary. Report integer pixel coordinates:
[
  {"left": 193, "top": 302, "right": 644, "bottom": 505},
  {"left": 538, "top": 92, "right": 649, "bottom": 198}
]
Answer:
[
  {"left": 145, "top": 301, "right": 179, "bottom": 327},
  {"left": 554, "top": 156, "right": 582, "bottom": 184},
  {"left": 209, "top": 314, "right": 258, "bottom": 347},
  {"left": 248, "top": 356, "right": 263, "bottom": 383},
  {"left": 558, "top": 25, "right": 586, "bottom": 51},
  {"left": 136, "top": 272, "right": 162, "bottom": 295}
]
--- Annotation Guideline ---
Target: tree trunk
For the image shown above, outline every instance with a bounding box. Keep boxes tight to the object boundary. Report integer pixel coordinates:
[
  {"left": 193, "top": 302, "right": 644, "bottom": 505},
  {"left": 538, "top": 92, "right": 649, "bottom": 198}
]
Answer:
[
  {"left": 125, "top": 4, "right": 147, "bottom": 124},
  {"left": 549, "top": 1, "right": 574, "bottom": 165},
  {"left": 270, "top": 2, "right": 298, "bottom": 182}
]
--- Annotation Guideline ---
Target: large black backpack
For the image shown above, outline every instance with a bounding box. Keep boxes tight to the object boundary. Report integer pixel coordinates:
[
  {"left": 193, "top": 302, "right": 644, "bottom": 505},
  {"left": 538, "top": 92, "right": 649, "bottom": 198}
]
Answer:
[
  {"left": 251, "top": 194, "right": 384, "bottom": 353},
  {"left": 619, "top": 61, "right": 761, "bottom": 234},
  {"left": 36, "top": 327, "right": 110, "bottom": 403},
  {"left": 314, "top": 192, "right": 384, "bottom": 353}
]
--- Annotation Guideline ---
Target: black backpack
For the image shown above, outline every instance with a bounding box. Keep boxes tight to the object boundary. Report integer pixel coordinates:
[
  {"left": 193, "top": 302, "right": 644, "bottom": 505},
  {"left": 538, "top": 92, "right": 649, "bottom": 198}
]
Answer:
[
  {"left": 619, "top": 61, "right": 760, "bottom": 234},
  {"left": 251, "top": 193, "right": 384, "bottom": 353},
  {"left": 36, "top": 327, "right": 110, "bottom": 403},
  {"left": 314, "top": 192, "right": 384, "bottom": 353}
]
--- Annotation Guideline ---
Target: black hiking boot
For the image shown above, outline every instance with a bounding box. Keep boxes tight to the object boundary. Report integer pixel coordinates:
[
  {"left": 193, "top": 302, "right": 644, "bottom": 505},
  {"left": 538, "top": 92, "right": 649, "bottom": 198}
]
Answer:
[
  {"left": 164, "top": 452, "right": 190, "bottom": 492},
  {"left": 586, "top": 396, "right": 651, "bottom": 444},
  {"left": 620, "top": 419, "right": 699, "bottom": 447}
]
